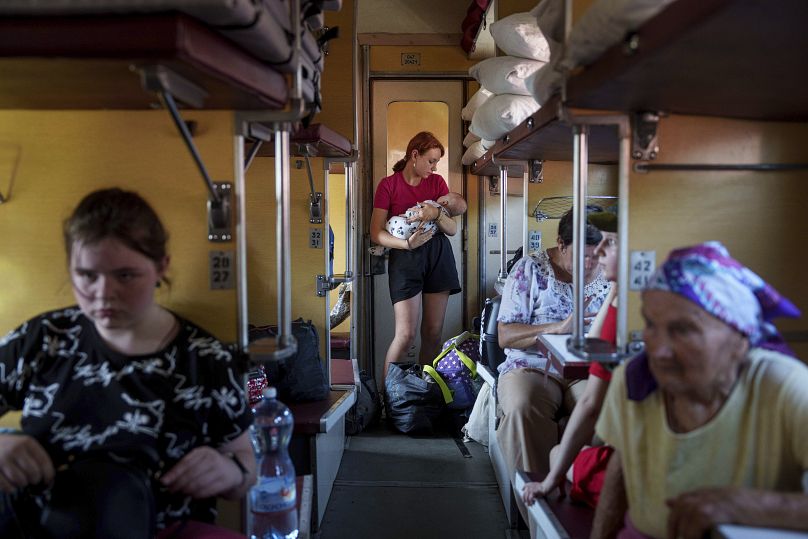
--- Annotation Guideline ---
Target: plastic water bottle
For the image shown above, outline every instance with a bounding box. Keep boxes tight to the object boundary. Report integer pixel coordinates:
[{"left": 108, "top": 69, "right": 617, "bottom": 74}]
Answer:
[{"left": 249, "top": 386, "right": 298, "bottom": 539}]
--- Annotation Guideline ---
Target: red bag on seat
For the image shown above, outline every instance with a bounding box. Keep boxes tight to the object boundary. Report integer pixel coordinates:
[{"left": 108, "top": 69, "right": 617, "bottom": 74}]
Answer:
[{"left": 570, "top": 445, "right": 614, "bottom": 509}]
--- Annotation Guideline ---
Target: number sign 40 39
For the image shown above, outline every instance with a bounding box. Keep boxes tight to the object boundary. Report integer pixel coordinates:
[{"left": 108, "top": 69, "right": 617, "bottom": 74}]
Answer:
[{"left": 209, "top": 250, "right": 235, "bottom": 290}]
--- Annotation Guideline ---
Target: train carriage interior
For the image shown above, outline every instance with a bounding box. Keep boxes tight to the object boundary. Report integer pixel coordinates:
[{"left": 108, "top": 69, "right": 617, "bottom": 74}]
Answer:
[{"left": 0, "top": 0, "right": 806, "bottom": 538}]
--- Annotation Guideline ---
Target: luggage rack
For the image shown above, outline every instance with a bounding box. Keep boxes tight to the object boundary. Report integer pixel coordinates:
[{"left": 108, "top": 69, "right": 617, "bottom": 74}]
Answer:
[{"left": 532, "top": 195, "right": 618, "bottom": 222}]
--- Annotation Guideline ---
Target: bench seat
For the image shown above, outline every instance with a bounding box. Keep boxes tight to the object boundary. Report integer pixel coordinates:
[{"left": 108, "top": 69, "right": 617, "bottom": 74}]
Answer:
[
  {"left": 514, "top": 470, "right": 595, "bottom": 539},
  {"left": 288, "top": 389, "right": 355, "bottom": 531}
]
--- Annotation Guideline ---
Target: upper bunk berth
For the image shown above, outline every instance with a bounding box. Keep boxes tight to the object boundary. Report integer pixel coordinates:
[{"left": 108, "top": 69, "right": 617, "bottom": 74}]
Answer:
[
  {"left": 468, "top": 0, "right": 806, "bottom": 177},
  {"left": 252, "top": 123, "right": 354, "bottom": 158},
  {"left": 469, "top": 95, "right": 620, "bottom": 176},
  {"left": 565, "top": 0, "right": 808, "bottom": 121},
  {"left": 0, "top": 13, "right": 289, "bottom": 110}
]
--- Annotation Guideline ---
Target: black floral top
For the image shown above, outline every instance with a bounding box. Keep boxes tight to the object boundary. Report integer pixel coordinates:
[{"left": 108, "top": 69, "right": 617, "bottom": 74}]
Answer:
[{"left": 0, "top": 307, "right": 252, "bottom": 527}]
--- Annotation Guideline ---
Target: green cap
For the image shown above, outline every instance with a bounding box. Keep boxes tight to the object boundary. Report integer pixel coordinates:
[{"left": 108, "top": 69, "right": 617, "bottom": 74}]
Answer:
[{"left": 588, "top": 211, "right": 617, "bottom": 233}]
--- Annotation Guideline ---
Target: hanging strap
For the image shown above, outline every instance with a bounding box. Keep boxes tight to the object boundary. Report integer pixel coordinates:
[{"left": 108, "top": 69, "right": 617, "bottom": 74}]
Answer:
[
  {"left": 422, "top": 365, "right": 453, "bottom": 404},
  {"left": 432, "top": 336, "right": 478, "bottom": 378}
]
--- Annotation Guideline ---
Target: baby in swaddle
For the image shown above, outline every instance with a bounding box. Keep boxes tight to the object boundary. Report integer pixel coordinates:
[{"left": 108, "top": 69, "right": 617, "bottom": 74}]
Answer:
[{"left": 369, "top": 192, "right": 465, "bottom": 256}]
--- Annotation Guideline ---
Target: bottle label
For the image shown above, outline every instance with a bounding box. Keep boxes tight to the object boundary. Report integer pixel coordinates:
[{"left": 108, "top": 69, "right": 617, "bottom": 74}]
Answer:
[{"left": 251, "top": 475, "right": 296, "bottom": 513}]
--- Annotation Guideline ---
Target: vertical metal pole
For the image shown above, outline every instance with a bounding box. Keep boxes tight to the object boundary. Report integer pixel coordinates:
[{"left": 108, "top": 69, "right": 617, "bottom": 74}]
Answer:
[
  {"left": 617, "top": 125, "right": 630, "bottom": 352},
  {"left": 479, "top": 174, "right": 487, "bottom": 300},
  {"left": 323, "top": 160, "right": 332, "bottom": 386},
  {"left": 290, "top": 0, "right": 302, "bottom": 100},
  {"left": 522, "top": 166, "right": 529, "bottom": 255},
  {"left": 276, "top": 124, "right": 293, "bottom": 347},
  {"left": 345, "top": 162, "right": 353, "bottom": 277},
  {"left": 360, "top": 43, "right": 372, "bottom": 374},
  {"left": 571, "top": 125, "right": 589, "bottom": 348},
  {"left": 498, "top": 167, "right": 508, "bottom": 281},
  {"left": 347, "top": 161, "right": 357, "bottom": 362},
  {"left": 234, "top": 133, "right": 249, "bottom": 354}
]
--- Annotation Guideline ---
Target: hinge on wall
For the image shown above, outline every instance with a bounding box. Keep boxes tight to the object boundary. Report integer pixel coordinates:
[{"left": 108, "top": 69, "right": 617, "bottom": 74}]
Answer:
[
  {"left": 488, "top": 176, "right": 499, "bottom": 194},
  {"left": 529, "top": 160, "right": 543, "bottom": 183},
  {"left": 309, "top": 192, "right": 323, "bottom": 224},
  {"left": 207, "top": 182, "right": 233, "bottom": 242},
  {"left": 632, "top": 112, "right": 660, "bottom": 161}
]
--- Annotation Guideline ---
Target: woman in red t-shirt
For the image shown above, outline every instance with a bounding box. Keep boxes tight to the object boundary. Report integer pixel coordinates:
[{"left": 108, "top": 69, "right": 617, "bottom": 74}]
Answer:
[
  {"left": 370, "top": 132, "right": 464, "bottom": 382},
  {"left": 522, "top": 210, "right": 619, "bottom": 508}
]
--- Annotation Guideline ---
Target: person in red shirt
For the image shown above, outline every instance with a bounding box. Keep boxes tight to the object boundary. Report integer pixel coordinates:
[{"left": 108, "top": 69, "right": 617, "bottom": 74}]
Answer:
[
  {"left": 370, "top": 132, "right": 465, "bottom": 382},
  {"left": 522, "top": 210, "right": 618, "bottom": 508}
]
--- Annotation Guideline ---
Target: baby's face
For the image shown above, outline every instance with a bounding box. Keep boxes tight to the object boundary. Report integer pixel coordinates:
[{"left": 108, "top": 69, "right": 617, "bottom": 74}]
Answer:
[{"left": 438, "top": 195, "right": 459, "bottom": 214}]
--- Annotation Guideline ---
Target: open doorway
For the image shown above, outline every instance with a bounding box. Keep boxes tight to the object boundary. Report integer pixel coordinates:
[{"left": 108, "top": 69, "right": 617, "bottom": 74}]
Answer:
[{"left": 369, "top": 79, "right": 465, "bottom": 384}]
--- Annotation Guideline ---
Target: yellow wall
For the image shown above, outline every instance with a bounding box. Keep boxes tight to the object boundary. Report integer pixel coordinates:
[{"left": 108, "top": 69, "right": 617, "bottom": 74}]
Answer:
[
  {"left": 0, "top": 110, "right": 237, "bottom": 339},
  {"left": 626, "top": 115, "right": 808, "bottom": 358},
  {"left": 244, "top": 156, "right": 333, "bottom": 352}
]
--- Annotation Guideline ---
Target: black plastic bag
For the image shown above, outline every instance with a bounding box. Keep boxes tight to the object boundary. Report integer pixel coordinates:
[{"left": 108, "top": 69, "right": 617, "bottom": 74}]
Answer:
[
  {"left": 346, "top": 371, "right": 382, "bottom": 435},
  {"left": 249, "top": 319, "right": 329, "bottom": 402},
  {"left": 384, "top": 362, "right": 445, "bottom": 434}
]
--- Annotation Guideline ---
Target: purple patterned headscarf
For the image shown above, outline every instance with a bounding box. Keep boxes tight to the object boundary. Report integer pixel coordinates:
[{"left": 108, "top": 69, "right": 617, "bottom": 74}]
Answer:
[
  {"left": 645, "top": 241, "right": 800, "bottom": 353},
  {"left": 627, "top": 242, "right": 801, "bottom": 401}
]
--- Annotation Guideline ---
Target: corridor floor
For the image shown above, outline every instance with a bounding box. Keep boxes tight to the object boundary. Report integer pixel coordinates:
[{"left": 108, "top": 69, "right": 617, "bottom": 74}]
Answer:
[{"left": 319, "top": 423, "right": 518, "bottom": 538}]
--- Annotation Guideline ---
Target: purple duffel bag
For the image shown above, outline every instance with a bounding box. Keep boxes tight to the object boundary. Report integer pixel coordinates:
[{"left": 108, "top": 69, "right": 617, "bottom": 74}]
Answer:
[{"left": 432, "top": 331, "right": 480, "bottom": 410}]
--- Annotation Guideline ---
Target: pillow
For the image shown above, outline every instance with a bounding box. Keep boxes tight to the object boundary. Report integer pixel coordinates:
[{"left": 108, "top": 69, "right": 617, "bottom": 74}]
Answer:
[
  {"left": 461, "top": 141, "right": 487, "bottom": 166},
  {"left": 469, "top": 56, "right": 546, "bottom": 97},
  {"left": 531, "top": 0, "right": 565, "bottom": 59},
  {"left": 490, "top": 12, "right": 551, "bottom": 62},
  {"left": 480, "top": 138, "right": 497, "bottom": 150},
  {"left": 461, "top": 88, "right": 493, "bottom": 121},
  {"left": 469, "top": 94, "right": 540, "bottom": 141},
  {"left": 463, "top": 131, "right": 481, "bottom": 148}
]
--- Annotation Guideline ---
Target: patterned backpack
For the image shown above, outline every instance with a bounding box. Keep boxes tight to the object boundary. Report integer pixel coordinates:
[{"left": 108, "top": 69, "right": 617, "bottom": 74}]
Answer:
[{"left": 428, "top": 331, "right": 481, "bottom": 410}]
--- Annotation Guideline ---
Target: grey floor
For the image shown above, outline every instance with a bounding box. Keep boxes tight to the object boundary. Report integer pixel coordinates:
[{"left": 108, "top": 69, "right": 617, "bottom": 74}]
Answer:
[{"left": 319, "top": 423, "right": 519, "bottom": 539}]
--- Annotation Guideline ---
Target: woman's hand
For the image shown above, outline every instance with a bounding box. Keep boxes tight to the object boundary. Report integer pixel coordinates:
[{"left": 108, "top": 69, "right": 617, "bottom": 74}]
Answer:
[
  {"left": 522, "top": 474, "right": 566, "bottom": 506},
  {"left": 666, "top": 486, "right": 757, "bottom": 539},
  {"left": 160, "top": 446, "right": 243, "bottom": 499},
  {"left": 405, "top": 204, "right": 440, "bottom": 223},
  {"left": 555, "top": 311, "right": 596, "bottom": 334},
  {"left": 406, "top": 224, "right": 435, "bottom": 250},
  {"left": 0, "top": 433, "right": 54, "bottom": 493}
]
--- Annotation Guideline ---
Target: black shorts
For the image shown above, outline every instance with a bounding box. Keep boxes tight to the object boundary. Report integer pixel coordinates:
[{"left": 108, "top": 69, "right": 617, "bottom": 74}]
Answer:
[{"left": 388, "top": 233, "right": 461, "bottom": 304}]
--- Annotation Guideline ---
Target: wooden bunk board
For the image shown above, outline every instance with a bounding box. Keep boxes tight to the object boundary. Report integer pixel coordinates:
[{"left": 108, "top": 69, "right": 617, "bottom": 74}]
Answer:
[
  {"left": 469, "top": 96, "right": 620, "bottom": 177},
  {"left": 566, "top": 0, "right": 808, "bottom": 121},
  {"left": 469, "top": 149, "right": 525, "bottom": 177},
  {"left": 0, "top": 14, "right": 288, "bottom": 110},
  {"left": 255, "top": 123, "right": 353, "bottom": 158}
]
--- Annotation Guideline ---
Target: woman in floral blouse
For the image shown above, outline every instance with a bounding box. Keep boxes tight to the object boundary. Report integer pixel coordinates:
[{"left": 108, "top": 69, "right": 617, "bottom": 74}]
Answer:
[{"left": 495, "top": 209, "right": 610, "bottom": 500}]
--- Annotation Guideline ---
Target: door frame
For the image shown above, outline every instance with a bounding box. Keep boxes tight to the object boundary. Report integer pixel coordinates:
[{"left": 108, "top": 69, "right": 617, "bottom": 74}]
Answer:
[{"left": 360, "top": 74, "right": 471, "bottom": 379}]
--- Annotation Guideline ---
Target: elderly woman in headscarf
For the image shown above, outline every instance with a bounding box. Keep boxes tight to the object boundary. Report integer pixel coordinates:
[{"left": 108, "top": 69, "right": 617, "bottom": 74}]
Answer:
[{"left": 591, "top": 242, "right": 808, "bottom": 539}]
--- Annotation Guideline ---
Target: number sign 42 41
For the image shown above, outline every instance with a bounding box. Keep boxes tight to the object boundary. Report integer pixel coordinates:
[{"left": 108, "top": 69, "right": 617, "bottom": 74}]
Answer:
[{"left": 629, "top": 250, "right": 656, "bottom": 291}]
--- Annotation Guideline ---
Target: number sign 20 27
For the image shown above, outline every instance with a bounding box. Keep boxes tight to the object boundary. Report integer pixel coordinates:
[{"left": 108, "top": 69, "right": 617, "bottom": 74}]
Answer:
[{"left": 209, "top": 250, "right": 235, "bottom": 290}]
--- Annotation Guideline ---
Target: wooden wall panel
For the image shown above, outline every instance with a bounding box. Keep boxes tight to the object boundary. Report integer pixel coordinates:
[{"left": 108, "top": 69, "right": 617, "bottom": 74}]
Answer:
[{"left": 626, "top": 115, "right": 808, "bottom": 357}]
